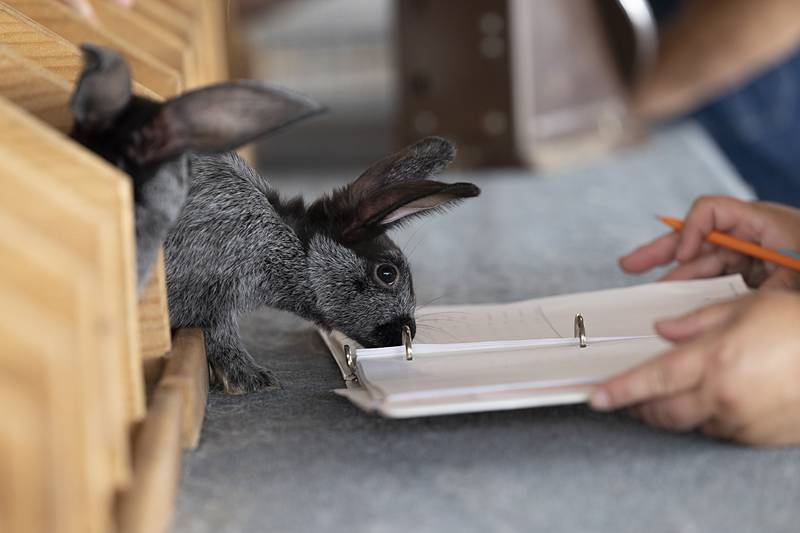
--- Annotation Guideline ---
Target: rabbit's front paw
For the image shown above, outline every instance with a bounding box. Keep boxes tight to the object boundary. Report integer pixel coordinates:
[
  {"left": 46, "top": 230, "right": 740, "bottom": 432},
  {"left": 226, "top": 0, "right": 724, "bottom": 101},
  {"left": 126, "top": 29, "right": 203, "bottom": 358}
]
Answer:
[{"left": 210, "top": 359, "right": 279, "bottom": 394}]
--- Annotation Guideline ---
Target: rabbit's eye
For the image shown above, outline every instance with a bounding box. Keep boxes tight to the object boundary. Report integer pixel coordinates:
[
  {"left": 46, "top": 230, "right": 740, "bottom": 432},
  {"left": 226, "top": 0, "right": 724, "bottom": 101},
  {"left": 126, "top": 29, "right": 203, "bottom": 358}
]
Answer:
[{"left": 375, "top": 264, "right": 399, "bottom": 287}]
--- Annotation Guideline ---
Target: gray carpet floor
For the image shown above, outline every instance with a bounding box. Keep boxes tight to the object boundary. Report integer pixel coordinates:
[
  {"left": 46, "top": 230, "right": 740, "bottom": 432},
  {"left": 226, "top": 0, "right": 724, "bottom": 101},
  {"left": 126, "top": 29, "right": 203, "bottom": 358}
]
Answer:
[{"left": 172, "top": 125, "right": 800, "bottom": 533}]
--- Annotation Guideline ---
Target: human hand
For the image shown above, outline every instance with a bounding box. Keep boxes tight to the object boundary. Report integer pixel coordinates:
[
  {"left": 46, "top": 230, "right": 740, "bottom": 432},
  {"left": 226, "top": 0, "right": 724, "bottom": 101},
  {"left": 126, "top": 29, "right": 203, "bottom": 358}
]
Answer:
[
  {"left": 620, "top": 196, "right": 800, "bottom": 289},
  {"left": 590, "top": 290, "right": 800, "bottom": 446},
  {"left": 58, "top": 0, "right": 134, "bottom": 20}
]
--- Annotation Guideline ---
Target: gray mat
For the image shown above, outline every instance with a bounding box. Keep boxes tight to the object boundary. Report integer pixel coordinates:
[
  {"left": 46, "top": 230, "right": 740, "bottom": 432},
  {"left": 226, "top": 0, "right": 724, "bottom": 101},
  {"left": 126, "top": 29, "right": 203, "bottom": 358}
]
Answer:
[{"left": 173, "top": 125, "right": 800, "bottom": 533}]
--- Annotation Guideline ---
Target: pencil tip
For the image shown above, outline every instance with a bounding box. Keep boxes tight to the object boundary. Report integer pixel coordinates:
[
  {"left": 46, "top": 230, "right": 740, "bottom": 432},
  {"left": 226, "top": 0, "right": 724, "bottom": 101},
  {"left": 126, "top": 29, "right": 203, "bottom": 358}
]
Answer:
[{"left": 656, "top": 215, "right": 681, "bottom": 230}]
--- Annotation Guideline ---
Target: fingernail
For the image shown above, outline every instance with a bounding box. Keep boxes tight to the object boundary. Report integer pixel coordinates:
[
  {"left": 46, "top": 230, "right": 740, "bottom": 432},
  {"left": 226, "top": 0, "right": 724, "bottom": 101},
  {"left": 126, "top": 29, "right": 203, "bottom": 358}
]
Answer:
[{"left": 590, "top": 389, "right": 611, "bottom": 411}]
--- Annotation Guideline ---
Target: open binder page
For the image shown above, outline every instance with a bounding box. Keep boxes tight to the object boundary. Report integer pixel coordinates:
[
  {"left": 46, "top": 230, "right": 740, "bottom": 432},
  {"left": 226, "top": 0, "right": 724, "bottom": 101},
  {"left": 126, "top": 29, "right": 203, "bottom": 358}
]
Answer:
[
  {"left": 322, "top": 275, "right": 749, "bottom": 417},
  {"left": 411, "top": 273, "right": 748, "bottom": 344}
]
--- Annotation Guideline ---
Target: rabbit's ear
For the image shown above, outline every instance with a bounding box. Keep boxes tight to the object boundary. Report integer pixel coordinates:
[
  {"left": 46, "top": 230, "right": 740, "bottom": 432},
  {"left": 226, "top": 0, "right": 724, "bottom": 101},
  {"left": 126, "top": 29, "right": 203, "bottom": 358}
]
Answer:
[
  {"left": 70, "top": 43, "right": 132, "bottom": 130},
  {"left": 342, "top": 180, "right": 480, "bottom": 242},
  {"left": 348, "top": 137, "right": 456, "bottom": 195},
  {"left": 126, "top": 81, "right": 324, "bottom": 165}
]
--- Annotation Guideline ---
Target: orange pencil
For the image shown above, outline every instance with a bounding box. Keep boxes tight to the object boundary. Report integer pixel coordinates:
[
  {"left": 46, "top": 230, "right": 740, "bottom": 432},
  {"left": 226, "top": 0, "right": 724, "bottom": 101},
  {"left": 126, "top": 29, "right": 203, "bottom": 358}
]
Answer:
[{"left": 658, "top": 216, "right": 800, "bottom": 272}]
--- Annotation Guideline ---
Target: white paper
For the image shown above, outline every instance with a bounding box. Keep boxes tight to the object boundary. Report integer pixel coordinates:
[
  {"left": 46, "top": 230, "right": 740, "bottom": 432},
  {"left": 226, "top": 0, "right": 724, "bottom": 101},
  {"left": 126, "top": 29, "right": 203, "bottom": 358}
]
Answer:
[{"left": 409, "top": 274, "right": 747, "bottom": 343}]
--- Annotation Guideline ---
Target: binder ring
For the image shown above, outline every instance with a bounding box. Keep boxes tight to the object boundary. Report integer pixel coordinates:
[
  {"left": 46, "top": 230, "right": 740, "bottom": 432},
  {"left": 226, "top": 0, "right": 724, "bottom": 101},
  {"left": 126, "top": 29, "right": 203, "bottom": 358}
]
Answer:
[
  {"left": 574, "top": 314, "right": 588, "bottom": 348},
  {"left": 402, "top": 325, "right": 414, "bottom": 361},
  {"left": 343, "top": 345, "right": 358, "bottom": 382}
]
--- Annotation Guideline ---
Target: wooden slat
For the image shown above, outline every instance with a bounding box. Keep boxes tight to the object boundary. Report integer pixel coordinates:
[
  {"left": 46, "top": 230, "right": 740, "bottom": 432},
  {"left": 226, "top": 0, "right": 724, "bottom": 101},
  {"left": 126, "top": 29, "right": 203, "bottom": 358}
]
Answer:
[
  {"left": 89, "top": 0, "right": 197, "bottom": 85},
  {"left": 132, "top": 0, "right": 193, "bottom": 44},
  {"left": 0, "top": 211, "right": 112, "bottom": 533},
  {"left": 0, "top": 147, "right": 133, "bottom": 489},
  {"left": 117, "top": 383, "right": 184, "bottom": 533},
  {"left": 0, "top": 289, "right": 83, "bottom": 533},
  {"left": 139, "top": 251, "right": 173, "bottom": 360},
  {"left": 224, "top": 0, "right": 251, "bottom": 80},
  {"left": 130, "top": 0, "right": 201, "bottom": 87},
  {"left": 0, "top": 44, "right": 73, "bottom": 131},
  {"left": 0, "top": 382, "right": 48, "bottom": 533},
  {"left": 2, "top": 0, "right": 181, "bottom": 96},
  {"left": 0, "top": 4, "right": 160, "bottom": 98},
  {"left": 160, "top": 0, "right": 228, "bottom": 83},
  {"left": 0, "top": 96, "right": 146, "bottom": 424},
  {"left": 161, "top": 329, "right": 209, "bottom": 449},
  {"left": 0, "top": 4, "right": 81, "bottom": 80},
  {"left": 198, "top": 0, "right": 229, "bottom": 82},
  {"left": 160, "top": 0, "right": 193, "bottom": 18}
]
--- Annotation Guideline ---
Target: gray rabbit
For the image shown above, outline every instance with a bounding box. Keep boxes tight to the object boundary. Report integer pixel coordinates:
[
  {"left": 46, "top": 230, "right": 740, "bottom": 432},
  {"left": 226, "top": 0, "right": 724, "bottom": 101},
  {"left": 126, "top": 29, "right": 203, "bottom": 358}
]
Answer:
[
  {"left": 70, "top": 45, "right": 480, "bottom": 394},
  {"left": 69, "top": 44, "right": 323, "bottom": 293}
]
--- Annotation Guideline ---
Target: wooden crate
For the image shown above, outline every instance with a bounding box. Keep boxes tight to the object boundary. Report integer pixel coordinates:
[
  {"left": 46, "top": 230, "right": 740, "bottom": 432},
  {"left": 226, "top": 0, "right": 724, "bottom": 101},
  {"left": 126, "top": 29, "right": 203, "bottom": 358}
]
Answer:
[
  {"left": 0, "top": 211, "right": 113, "bottom": 533},
  {"left": 0, "top": 1, "right": 239, "bottom": 530},
  {"left": 0, "top": 148, "right": 132, "bottom": 488},
  {"left": 0, "top": 96, "right": 145, "bottom": 424},
  {"left": 0, "top": 11, "right": 173, "bottom": 361}
]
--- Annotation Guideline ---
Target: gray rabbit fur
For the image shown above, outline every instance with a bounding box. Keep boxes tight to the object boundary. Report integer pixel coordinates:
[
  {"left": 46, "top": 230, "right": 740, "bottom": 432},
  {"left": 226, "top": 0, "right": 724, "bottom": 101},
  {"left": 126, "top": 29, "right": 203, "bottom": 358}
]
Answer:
[
  {"left": 69, "top": 43, "right": 323, "bottom": 293},
  {"left": 70, "top": 44, "right": 481, "bottom": 394}
]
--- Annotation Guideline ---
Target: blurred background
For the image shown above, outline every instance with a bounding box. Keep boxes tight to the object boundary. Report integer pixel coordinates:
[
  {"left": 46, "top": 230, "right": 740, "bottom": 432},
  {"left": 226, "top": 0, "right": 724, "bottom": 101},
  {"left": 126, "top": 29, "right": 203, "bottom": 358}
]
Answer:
[
  {"left": 245, "top": 0, "right": 396, "bottom": 167},
  {"left": 231, "top": 0, "right": 800, "bottom": 205}
]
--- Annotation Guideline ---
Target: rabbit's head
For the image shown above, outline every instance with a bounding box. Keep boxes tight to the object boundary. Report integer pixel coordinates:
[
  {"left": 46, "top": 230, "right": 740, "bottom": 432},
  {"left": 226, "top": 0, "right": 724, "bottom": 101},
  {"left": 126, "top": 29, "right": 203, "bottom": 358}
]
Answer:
[
  {"left": 68, "top": 43, "right": 323, "bottom": 196},
  {"left": 303, "top": 137, "right": 479, "bottom": 347}
]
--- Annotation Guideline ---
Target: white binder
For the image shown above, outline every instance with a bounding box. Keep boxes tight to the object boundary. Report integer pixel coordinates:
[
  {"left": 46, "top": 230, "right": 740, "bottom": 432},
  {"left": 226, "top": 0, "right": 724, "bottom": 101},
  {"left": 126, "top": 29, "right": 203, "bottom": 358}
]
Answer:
[{"left": 320, "top": 275, "right": 749, "bottom": 418}]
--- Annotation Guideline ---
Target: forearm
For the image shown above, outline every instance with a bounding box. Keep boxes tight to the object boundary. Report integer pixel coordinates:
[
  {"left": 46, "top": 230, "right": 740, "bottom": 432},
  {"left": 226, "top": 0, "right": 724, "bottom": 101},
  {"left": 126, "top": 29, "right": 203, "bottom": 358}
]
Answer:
[{"left": 633, "top": 0, "right": 800, "bottom": 119}]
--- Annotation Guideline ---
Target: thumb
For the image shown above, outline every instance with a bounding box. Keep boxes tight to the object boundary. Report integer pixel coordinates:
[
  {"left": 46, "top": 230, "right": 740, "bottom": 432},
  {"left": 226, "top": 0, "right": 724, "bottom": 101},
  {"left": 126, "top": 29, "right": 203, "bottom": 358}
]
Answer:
[{"left": 761, "top": 268, "right": 800, "bottom": 291}]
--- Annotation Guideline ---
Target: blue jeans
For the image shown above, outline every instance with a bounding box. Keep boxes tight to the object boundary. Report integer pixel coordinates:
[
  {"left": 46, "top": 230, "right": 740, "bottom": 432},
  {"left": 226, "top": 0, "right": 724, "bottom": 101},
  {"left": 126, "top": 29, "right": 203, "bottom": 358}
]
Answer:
[{"left": 691, "top": 51, "right": 800, "bottom": 206}]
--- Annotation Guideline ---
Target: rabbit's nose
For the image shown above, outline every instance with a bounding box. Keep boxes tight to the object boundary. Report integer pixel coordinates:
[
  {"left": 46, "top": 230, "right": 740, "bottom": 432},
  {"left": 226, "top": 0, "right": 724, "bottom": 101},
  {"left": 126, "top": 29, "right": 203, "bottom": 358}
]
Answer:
[{"left": 372, "top": 315, "right": 416, "bottom": 347}]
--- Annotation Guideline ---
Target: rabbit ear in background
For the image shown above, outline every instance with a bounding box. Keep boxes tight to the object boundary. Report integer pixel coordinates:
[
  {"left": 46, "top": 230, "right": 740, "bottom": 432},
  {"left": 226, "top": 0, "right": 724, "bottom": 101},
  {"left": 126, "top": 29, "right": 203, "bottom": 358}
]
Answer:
[
  {"left": 348, "top": 136, "right": 456, "bottom": 195},
  {"left": 70, "top": 43, "right": 132, "bottom": 130},
  {"left": 126, "top": 81, "right": 325, "bottom": 165},
  {"left": 341, "top": 180, "right": 480, "bottom": 243}
]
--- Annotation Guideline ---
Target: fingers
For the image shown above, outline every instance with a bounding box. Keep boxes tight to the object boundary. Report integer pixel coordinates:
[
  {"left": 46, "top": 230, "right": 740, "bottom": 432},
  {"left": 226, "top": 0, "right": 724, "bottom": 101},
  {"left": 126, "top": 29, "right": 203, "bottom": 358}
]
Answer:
[
  {"left": 620, "top": 196, "right": 759, "bottom": 278},
  {"left": 655, "top": 299, "right": 739, "bottom": 342},
  {"left": 762, "top": 268, "right": 800, "bottom": 291},
  {"left": 619, "top": 232, "right": 680, "bottom": 273},
  {"left": 636, "top": 387, "right": 714, "bottom": 431},
  {"left": 658, "top": 245, "right": 756, "bottom": 286},
  {"left": 676, "top": 196, "right": 757, "bottom": 262},
  {"left": 658, "top": 253, "right": 728, "bottom": 282},
  {"left": 590, "top": 340, "right": 707, "bottom": 411},
  {"left": 701, "top": 417, "right": 743, "bottom": 441}
]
